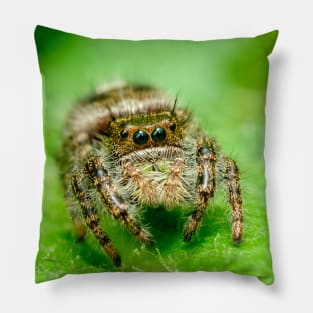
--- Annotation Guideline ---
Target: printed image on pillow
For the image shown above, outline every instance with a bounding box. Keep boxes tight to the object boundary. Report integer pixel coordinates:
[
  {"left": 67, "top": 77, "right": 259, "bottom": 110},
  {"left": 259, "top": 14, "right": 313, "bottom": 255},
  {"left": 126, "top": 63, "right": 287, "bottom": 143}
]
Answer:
[{"left": 35, "top": 26, "right": 278, "bottom": 284}]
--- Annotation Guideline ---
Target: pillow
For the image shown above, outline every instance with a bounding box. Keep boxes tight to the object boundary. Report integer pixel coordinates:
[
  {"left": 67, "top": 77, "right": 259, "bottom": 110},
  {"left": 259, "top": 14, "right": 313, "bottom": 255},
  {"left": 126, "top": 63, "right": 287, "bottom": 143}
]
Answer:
[{"left": 35, "top": 25, "right": 278, "bottom": 285}]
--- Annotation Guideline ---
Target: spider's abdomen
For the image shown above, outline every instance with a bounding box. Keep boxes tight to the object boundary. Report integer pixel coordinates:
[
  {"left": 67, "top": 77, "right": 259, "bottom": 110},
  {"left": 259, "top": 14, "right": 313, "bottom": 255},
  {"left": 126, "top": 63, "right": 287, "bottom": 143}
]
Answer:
[{"left": 65, "top": 84, "right": 174, "bottom": 142}]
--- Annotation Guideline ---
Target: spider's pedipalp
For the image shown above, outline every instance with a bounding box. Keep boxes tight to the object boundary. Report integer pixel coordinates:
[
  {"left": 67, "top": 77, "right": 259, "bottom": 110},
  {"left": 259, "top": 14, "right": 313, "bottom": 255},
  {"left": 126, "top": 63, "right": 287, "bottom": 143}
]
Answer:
[
  {"left": 161, "top": 158, "right": 187, "bottom": 208},
  {"left": 183, "top": 138, "right": 216, "bottom": 241},
  {"left": 71, "top": 173, "right": 121, "bottom": 266},
  {"left": 123, "top": 161, "right": 158, "bottom": 205},
  {"left": 84, "top": 157, "right": 155, "bottom": 247}
]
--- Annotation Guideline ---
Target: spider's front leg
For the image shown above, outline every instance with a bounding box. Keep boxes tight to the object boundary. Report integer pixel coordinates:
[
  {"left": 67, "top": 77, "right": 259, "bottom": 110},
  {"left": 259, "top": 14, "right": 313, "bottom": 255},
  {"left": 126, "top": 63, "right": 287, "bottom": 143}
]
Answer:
[
  {"left": 71, "top": 173, "right": 121, "bottom": 266},
  {"left": 222, "top": 157, "right": 243, "bottom": 244},
  {"left": 65, "top": 185, "right": 87, "bottom": 242},
  {"left": 183, "top": 139, "right": 216, "bottom": 241},
  {"left": 84, "top": 157, "right": 155, "bottom": 247}
]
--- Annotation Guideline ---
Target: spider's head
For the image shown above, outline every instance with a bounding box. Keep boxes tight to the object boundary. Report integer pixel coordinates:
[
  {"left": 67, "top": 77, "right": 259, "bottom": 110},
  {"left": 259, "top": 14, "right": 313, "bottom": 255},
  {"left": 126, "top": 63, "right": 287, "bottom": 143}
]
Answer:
[{"left": 109, "top": 110, "right": 187, "bottom": 157}]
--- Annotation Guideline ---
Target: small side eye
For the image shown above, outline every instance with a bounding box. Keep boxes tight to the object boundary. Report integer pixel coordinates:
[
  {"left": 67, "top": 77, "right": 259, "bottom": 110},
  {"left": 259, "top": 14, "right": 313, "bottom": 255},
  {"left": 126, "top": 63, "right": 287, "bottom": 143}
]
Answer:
[
  {"left": 120, "top": 129, "right": 129, "bottom": 139},
  {"left": 169, "top": 123, "right": 176, "bottom": 131}
]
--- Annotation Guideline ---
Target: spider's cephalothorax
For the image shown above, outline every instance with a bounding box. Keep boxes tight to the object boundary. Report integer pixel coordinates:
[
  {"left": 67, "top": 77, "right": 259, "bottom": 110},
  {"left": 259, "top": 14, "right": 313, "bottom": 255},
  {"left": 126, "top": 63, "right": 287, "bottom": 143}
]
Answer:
[{"left": 59, "top": 84, "right": 243, "bottom": 266}]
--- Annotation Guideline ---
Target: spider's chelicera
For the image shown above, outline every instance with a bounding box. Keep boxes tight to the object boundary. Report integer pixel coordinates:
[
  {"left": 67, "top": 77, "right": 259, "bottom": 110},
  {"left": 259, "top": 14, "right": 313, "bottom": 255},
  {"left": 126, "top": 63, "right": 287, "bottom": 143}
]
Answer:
[{"left": 59, "top": 84, "right": 243, "bottom": 266}]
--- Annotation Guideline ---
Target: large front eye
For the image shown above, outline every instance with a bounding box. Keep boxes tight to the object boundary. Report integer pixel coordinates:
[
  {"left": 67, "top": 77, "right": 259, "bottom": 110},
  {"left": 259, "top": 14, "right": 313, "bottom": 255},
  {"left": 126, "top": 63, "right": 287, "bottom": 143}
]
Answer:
[
  {"left": 151, "top": 127, "right": 166, "bottom": 142},
  {"left": 133, "top": 130, "right": 149, "bottom": 145}
]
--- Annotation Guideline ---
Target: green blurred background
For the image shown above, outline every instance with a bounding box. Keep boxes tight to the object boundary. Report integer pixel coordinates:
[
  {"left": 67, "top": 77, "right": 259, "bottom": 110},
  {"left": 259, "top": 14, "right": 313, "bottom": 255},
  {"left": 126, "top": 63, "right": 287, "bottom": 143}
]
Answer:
[{"left": 35, "top": 26, "right": 277, "bottom": 284}]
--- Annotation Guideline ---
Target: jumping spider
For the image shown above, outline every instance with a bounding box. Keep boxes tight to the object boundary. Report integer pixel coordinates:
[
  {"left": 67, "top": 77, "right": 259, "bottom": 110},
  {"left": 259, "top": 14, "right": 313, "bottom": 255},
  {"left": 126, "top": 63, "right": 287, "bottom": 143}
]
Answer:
[{"left": 59, "top": 84, "right": 243, "bottom": 267}]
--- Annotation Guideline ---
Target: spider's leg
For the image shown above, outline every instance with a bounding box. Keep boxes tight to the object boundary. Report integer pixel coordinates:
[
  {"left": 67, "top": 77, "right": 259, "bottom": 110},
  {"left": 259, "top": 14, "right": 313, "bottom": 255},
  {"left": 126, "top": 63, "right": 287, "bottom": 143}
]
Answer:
[
  {"left": 71, "top": 173, "right": 121, "bottom": 266},
  {"left": 183, "top": 139, "right": 216, "bottom": 241},
  {"left": 85, "top": 157, "right": 155, "bottom": 246},
  {"left": 65, "top": 187, "right": 87, "bottom": 241},
  {"left": 61, "top": 137, "right": 94, "bottom": 242},
  {"left": 222, "top": 157, "right": 243, "bottom": 244}
]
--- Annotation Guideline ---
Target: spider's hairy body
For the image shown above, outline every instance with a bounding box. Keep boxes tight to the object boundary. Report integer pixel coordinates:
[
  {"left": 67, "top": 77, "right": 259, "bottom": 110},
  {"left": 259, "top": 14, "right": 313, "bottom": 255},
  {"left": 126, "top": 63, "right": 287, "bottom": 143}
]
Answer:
[{"left": 59, "top": 84, "right": 243, "bottom": 267}]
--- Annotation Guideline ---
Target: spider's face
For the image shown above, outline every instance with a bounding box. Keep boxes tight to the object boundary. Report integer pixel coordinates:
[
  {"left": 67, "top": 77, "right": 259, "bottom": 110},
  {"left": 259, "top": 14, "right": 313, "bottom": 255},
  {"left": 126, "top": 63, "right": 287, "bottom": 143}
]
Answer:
[{"left": 109, "top": 112, "right": 183, "bottom": 157}]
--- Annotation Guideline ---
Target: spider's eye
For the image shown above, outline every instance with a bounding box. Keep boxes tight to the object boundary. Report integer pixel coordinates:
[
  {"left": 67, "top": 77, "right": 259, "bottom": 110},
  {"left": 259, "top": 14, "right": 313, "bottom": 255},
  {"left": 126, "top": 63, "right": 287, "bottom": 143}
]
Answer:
[
  {"left": 120, "top": 129, "right": 129, "bottom": 139},
  {"left": 151, "top": 127, "right": 166, "bottom": 142},
  {"left": 133, "top": 130, "right": 149, "bottom": 145},
  {"left": 169, "top": 123, "right": 176, "bottom": 131}
]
